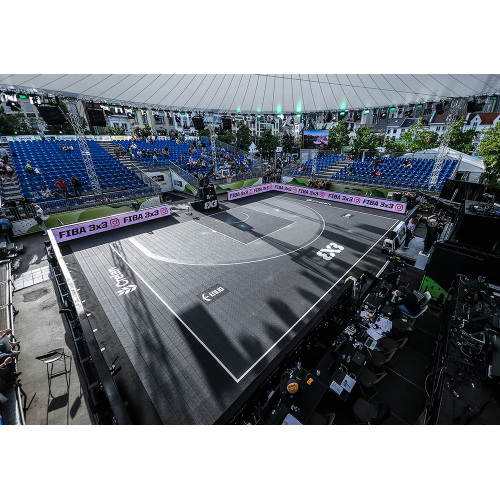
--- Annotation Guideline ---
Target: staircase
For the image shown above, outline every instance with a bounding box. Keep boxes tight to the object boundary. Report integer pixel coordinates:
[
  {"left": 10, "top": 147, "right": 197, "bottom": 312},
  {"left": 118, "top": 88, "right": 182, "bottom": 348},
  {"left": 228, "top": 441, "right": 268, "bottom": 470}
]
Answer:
[
  {"left": 97, "top": 141, "right": 163, "bottom": 194},
  {"left": 0, "top": 142, "right": 24, "bottom": 203},
  {"left": 100, "top": 140, "right": 200, "bottom": 191},
  {"left": 313, "top": 158, "right": 353, "bottom": 180}
]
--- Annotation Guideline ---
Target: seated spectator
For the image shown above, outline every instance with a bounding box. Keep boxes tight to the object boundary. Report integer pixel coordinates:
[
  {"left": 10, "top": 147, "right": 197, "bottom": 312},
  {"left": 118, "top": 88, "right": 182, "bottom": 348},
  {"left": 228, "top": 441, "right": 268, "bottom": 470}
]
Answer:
[
  {"left": 376, "top": 170, "right": 381, "bottom": 177},
  {"left": 67, "top": 145, "right": 74, "bottom": 153},
  {"left": 0, "top": 356, "right": 21, "bottom": 392},
  {"left": 0, "top": 329, "right": 19, "bottom": 354},
  {"left": 3, "top": 162, "right": 14, "bottom": 180},
  {"left": 19, "top": 196, "right": 31, "bottom": 206},
  {"left": 40, "top": 186, "right": 52, "bottom": 199},
  {"left": 347, "top": 165, "right": 353, "bottom": 174},
  {"left": 61, "top": 145, "right": 67, "bottom": 152},
  {"left": 3, "top": 198, "right": 16, "bottom": 209},
  {"left": 55, "top": 178, "right": 69, "bottom": 199},
  {"left": 25, "top": 160, "right": 36, "bottom": 175},
  {"left": 370, "top": 167, "right": 377, "bottom": 177}
]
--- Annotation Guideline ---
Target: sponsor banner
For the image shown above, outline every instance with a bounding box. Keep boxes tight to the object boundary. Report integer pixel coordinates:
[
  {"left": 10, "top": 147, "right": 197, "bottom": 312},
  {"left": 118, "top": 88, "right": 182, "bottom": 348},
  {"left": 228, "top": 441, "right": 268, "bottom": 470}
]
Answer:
[
  {"left": 59, "top": 135, "right": 77, "bottom": 141},
  {"left": 111, "top": 135, "right": 127, "bottom": 141},
  {"left": 95, "top": 135, "right": 112, "bottom": 142},
  {"left": 157, "top": 136, "right": 167, "bottom": 140},
  {"left": 146, "top": 170, "right": 173, "bottom": 192},
  {"left": 14, "top": 135, "right": 36, "bottom": 141},
  {"left": 171, "top": 170, "right": 196, "bottom": 195},
  {"left": 271, "top": 183, "right": 406, "bottom": 213},
  {"left": 227, "top": 183, "right": 273, "bottom": 201},
  {"left": 51, "top": 205, "right": 171, "bottom": 243},
  {"left": 85, "top": 135, "right": 95, "bottom": 141}
]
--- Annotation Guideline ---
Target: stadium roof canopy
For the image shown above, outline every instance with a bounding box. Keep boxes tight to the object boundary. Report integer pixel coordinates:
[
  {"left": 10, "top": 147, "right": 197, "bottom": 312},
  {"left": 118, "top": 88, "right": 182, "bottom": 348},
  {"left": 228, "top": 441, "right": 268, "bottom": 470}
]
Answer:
[{"left": 1, "top": 74, "right": 500, "bottom": 114}]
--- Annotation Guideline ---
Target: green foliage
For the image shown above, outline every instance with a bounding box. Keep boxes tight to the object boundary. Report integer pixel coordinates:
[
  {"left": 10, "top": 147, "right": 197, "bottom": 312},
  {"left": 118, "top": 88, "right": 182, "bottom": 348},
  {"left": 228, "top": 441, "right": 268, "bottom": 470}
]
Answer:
[
  {"left": 350, "top": 125, "right": 382, "bottom": 157},
  {"left": 217, "top": 129, "right": 234, "bottom": 145},
  {"left": 383, "top": 137, "right": 406, "bottom": 154},
  {"left": 447, "top": 117, "right": 478, "bottom": 154},
  {"left": 256, "top": 129, "right": 279, "bottom": 159},
  {"left": 236, "top": 123, "right": 252, "bottom": 152},
  {"left": 400, "top": 117, "right": 440, "bottom": 152},
  {"left": 197, "top": 128, "right": 212, "bottom": 139},
  {"left": 105, "top": 124, "right": 126, "bottom": 135},
  {"left": 0, "top": 107, "right": 38, "bottom": 135},
  {"left": 478, "top": 121, "right": 500, "bottom": 188},
  {"left": 133, "top": 124, "right": 152, "bottom": 138},
  {"left": 328, "top": 121, "right": 351, "bottom": 151},
  {"left": 281, "top": 132, "right": 295, "bottom": 154}
]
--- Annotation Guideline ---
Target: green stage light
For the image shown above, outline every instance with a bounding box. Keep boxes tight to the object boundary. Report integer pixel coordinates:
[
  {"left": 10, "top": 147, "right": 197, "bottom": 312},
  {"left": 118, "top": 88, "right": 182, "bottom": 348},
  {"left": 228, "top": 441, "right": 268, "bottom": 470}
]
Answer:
[
  {"left": 417, "top": 104, "right": 423, "bottom": 108},
  {"left": 390, "top": 107, "right": 396, "bottom": 111},
  {"left": 109, "top": 105, "right": 115, "bottom": 109},
  {"left": 491, "top": 96, "right": 498, "bottom": 100},
  {"left": 364, "top": 110, "right": 370, "bottom": 114},
  {"left": 18, "top": 94, "right": 27, "bottom": 99}
]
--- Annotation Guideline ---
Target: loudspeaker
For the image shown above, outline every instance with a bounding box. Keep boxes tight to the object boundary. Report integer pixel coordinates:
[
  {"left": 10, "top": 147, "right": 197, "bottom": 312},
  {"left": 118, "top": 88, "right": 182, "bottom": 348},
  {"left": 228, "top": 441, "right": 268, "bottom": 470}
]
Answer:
[
  {"left": 451, "top": 200, "right": 500, "bottom": 252},
  {"left": 435, "top": 102, "right": 444, "bottom": 114},
  {"left": 222, "top": 117, "right": 232, "bottom": 130},
  {"left": 192, "top": 116, "right": 205, "bottom": 131},
  {"left": 87, "top": 108, "right": 106, "bottom": 127},
  {"left": 440, "top": 179, "right": 485, "bottom": 203},
  {"left": 191, "top": 184, "right": 219, "bottom": 211},
  {"left": 36, "top": 105, "right": 66, "bottom": 125}
]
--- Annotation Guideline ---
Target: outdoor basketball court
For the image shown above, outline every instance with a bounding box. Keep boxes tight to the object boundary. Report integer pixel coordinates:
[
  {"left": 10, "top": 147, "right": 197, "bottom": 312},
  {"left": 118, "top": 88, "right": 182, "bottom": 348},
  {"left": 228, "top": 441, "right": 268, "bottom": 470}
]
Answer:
[{"left": 60, "top": 191, "right": 404, "bottom": 424}]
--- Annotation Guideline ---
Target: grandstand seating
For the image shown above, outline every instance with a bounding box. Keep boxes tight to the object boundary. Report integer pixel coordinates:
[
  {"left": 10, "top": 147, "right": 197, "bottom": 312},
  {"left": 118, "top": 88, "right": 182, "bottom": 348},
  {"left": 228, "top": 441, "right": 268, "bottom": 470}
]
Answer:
[
  {"left": 114, "top": 139, "right": 251, "bottom": 175},
  {"left": 9, "top": 140, "right": 148, "bottom": 203},
  {"left": 332, "top": 156, "right": 458, "bottom": 190},
  {"left": 289, "top": 154, "right": 343, "bottom": 175}
]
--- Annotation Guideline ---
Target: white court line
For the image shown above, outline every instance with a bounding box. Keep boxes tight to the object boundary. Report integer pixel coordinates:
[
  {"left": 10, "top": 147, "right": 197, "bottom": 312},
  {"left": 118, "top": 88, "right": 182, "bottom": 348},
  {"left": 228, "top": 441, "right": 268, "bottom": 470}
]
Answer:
[
  {"left": 234, "top": 219, "right": 400, "bottom": 382},
  {"left": 110, "top": 244, "right": 240, "bottom": 383},
  {"left": 128, "top": 202, "right": 327, "bottom": 266}
]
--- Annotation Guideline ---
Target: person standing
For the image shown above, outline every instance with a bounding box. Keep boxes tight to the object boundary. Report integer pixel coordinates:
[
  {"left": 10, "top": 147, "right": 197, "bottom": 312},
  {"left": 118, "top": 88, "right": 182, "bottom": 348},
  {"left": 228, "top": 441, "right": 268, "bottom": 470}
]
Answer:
[
  {"left": 423, "top": 218, "right": 441, "bottom": 254},
  {"left": 71, "top": 176, "right": 82, "bottom": 197},
  {"left": 113, "top": 146, "right": 120, "bottom": 159},
  {"left": 33, "top": 205, "right": 48, "bottom": 235},
  {"left": 54, "top": 178, "right": 69, "bottom": 199},
  {"left": 403, "top": 217, "right": 416, "bottom": 249},
  {"left": 25, "top": 160, "right": 36, "bottom": 175},
  {"left": 0, "top": 213, "right": 14, "bottom": 243}
]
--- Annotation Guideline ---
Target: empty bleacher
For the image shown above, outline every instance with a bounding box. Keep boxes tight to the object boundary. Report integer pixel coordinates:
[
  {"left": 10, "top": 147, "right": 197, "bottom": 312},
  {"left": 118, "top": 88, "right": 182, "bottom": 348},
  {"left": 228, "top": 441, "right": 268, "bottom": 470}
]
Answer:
[
  {"left": 289, "top": 154, "right": 343, "bottom": 176},
  {"left": 9, "top": 140, "right": 150, "bottom": 203}
]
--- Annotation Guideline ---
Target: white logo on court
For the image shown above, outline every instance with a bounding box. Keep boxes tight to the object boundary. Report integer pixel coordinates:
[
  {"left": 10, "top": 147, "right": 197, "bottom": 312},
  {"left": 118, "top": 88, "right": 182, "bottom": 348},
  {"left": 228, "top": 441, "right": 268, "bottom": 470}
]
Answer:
[{"left": 317, "top": 242, "right": 344, "bottom": 260}]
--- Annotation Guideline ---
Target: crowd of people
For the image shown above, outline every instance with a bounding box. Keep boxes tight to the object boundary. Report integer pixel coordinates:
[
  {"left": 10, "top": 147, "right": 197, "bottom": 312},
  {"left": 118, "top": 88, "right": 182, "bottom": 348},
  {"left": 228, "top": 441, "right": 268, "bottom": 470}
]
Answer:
[
  {"left": 307, "top": 176, "right": 332, "bottom": 190},
  {"left": 0, "top": 328, "right": 21, "bottom": 394}
]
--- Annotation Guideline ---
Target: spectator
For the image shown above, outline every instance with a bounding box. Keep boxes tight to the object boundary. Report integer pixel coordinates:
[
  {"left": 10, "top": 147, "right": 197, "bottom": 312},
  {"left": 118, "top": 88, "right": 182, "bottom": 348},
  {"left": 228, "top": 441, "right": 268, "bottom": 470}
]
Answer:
[
  {"left": 71, "top": 176, "right": 83, "bottom": 197},
  {"left": 370, "top": 167, "right": 377, "bottom": 177},
  {"left": 25, "top": 160, "right": 36, "bottom": 175},
  {"left": 54, "top": 178, "right": 69, "bottom": 199},
  {"left": 33, "top": 205, "right": 48, "bottom": 235},
  {"left": 113, "top": 146, "right": 120, "bottom": 159},
  {"left": 40, "top": 186, "right": 52, "bottom": 199},
  {"left": 0, "top": 329, "right": 19, "bottom": 354},
  {"left": 39, "top": 130, "right": 45, "bottom": 141},
  {"left": 153, "top": 154, "right": 158, "bottom": 165},
  {"left": 3, "top": 198, "right": 20, "bottom": 220},
  {"left": 67, "top": 145, "right": 74, "bottom": 153},
  {"left": 0, "top": 356, "right": 21, "bottom": 392},
  {"left": 0, "top": 146, "right": 8, "bottom": 163},
  {"left": 60, "top": 144, "right": 67, "bottom": 152},
  {"left": 3, "top": 162, "right": 14, "bottom": 180},
  {"left": 347, "top": 165, "right": 353, "bottom": 175},
  {"left": 0, "top": 213, "right": 14, "bottom": 243}
]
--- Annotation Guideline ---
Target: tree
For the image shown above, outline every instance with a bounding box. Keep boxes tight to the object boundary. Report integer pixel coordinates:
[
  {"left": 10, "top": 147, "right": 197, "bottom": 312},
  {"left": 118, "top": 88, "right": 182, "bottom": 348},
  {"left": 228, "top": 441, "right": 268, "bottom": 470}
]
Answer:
[
  {"left": 236, "top": 123, "right": 252, "bottom": 152},
  {"left": 400, "top": 117, "right": 440, "bottom": 152},
  {"left": 132, "top": 124, "right": 152, "bottom": 138},
  {"left": 383, "top": 137, "right": 406, "bottom": 154},
  {"left": 478, "top": 121, "right": 500, "bottom": 188},
  {"left": 105, "top": 124, "right": 126, "bottom": 135},
  {"left": 328, "top": 121, "right": 350, "bottom": 151},
  {"left": 256, "top": 129, "right": 280, "bottom": 159},
  {"left": 197, "top": 128, "right": 211, "bottom": 139},
  {"left": 447, "top": 117, "right": 478, "bottom": 154},
  {"left": 0, "top": 107, "right": 39, "bottom": 135},
  {"left": 350, "top": 125, "right": 381, "bottom": 157},
  {"left": 281, "top": 132, "right": 295, "bottom": 154},
  {"left": 217, "top": 129, "right": 234, "bottom": 145}
]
